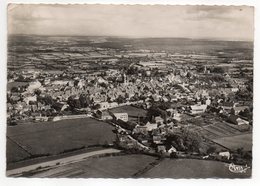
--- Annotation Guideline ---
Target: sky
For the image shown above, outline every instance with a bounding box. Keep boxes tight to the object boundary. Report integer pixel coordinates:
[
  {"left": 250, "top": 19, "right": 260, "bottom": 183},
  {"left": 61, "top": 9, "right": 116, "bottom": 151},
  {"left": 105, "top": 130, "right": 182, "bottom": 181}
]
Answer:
[{"left": 8, "top": 4, "right": 254, "bottom": 41}]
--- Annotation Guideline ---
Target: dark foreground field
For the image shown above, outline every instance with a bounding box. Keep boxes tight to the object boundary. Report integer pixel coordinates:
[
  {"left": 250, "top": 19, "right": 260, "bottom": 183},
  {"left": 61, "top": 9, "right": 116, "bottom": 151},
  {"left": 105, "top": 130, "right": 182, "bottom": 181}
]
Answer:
[
  {"left": 27, "top": 154, "right": 157, "bottom": 178},
  {"left": 6, "top": 118, "right": 116, "bottom": 164},
  {"left": 22, "top": 154, "right": 251, "bottom": 178},
  {"left": 142, "top": 159, "right": 251, "bottom": 178}
]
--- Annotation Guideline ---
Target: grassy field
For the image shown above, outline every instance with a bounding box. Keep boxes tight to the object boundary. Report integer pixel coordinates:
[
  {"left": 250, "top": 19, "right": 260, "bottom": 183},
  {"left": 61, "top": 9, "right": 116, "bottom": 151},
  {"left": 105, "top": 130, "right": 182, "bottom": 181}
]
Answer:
[
  {"left": 200, "top": 122, "right": 246, "bottom": 139},
  {"left": 142, "top": 159, "right": 251, "bottom": 178},
  {"left": 6, "top": 138, "right": 31, "bottom": 163},
  {"left": 109, "top": 105, "right": 147, "bottom": 121},
  {"left": 26, "top": 155, "right": 251, "bottom": 178},
  {"left": 28, "top": 154, "right": 157, "bottom": 178},
  {"left": 7, "top": 82, "right": 29, "bottom": 91},
  {"left": 7, "top": 118, "right": 116, "bottom": 164},
  {"left": 213, "top": 133, "right": 252, "bottom": 151}
]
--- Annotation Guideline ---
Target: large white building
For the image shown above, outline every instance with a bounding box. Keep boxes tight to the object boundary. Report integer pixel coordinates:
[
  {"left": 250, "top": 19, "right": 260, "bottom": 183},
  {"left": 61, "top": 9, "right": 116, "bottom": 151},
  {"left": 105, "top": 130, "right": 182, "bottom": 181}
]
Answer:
[
  {"left": 190, "top": 104, "right": 207, "bottom": 114},
  {"left": 113, "top": 113, "right": 128, "bottom": 122}
]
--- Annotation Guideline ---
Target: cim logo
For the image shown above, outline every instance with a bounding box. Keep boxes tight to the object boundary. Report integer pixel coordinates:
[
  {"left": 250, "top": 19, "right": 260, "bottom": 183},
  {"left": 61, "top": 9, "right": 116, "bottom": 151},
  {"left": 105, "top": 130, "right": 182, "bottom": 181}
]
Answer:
[{"left": 228, "top": 163, "right": 250, "bottom": 173}]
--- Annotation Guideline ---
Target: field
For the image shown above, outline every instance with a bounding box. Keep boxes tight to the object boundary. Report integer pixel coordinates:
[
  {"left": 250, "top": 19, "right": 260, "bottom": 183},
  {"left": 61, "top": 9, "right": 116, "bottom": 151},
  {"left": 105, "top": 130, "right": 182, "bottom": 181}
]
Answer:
[
  {"left": 6, "top": 138, "right": 31, "bottom": 163},
  {"left": 27, "top": 154, "right": 157, "bottom": 178},
  {"left": 191, "top": 120, "right": 248, "bottom": 139},
  {"left": 109, "top": 105, "right": 147, "bottom": 121},
  {"left": 213, "top": 133, "right": 252, "bottom": 151},
  {"left": 7, "top": 82, "right": 29, "bottom": 91},
  {"left": 142, "top": 159, "right": 251, "bottom": 178},
  {"left": 188, "top": 119, "right": 252, "bottom": 151},
  {"left": 6, "top": 118, "right": 116, "bottom": 164},
  {"left": 24, "top": 155, "right": 251, "bottom": 178}
]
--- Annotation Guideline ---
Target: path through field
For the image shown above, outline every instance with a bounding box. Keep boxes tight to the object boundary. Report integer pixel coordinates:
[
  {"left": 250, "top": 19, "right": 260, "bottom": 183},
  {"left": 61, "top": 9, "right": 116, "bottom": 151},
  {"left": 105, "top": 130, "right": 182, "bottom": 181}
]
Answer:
[{"left": 7, "top": 148, "right": 121, "bottom": 177}]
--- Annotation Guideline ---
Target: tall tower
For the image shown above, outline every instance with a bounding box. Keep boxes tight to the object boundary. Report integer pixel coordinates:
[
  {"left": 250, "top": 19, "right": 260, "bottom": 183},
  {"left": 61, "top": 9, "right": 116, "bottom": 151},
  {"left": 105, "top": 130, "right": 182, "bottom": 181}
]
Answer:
[
  {"left": 204, "top": 65, "right": 207, "bottom": 74},
  {"left": 124, "top": 74, "right": 128, "bottom": 85}
]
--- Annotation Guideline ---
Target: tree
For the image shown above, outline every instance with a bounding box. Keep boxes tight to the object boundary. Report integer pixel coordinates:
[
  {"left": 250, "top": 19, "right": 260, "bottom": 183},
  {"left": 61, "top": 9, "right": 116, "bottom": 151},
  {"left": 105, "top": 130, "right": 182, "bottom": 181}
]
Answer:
[
  {"left": 79, "top": 94, "right": 91, "bottom": 108},
  {"left": 206, "top": 146, "right": 216, "bottom": 154},
  {"left": 92, "top": 104, "right": 101, "bottom": 110},
  {"left": 239, "top": 108, "right": 252, "bottom": 121},
  {"left": 67, "top": 96, "right": 81, "bottom": 109},
  {"left": 196, "top": 65, "right": 205, "bottom": 73},
  {"left": 99, "top": 82, "right": 107, "bottom": 88},
  {"left": 165, "top": 128, "right": 204, "bottom": 153},
  {"left": 235, "top": 90, "right": 253, "bottom": 101},
  {"left": 74, "top": 80, "right": 79, "bottom": 87},
  {"left": 186, "top": 72, "right": 192, "bottom": 78},
  {"left": 11, "top": 87, "right": 19, "bottom": 93},
  {"left": 116, "top": 95, "right": 125, "bottom": 104},
  {"left": 42, "top": 95, "right": 54, "bottom": 105},
  {"left": 34, "top": 89, "right": 41, "bottom": 96},
  {"left": 211, "top": 67, "right": 225, "bottom": 74}
]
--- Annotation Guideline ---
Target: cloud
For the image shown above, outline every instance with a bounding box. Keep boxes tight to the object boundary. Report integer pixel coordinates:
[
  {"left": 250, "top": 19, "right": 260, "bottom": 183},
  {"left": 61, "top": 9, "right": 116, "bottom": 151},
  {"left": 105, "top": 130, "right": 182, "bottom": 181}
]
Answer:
[{"left": 8, "top": 4, "right": 254, "bottom": 41}]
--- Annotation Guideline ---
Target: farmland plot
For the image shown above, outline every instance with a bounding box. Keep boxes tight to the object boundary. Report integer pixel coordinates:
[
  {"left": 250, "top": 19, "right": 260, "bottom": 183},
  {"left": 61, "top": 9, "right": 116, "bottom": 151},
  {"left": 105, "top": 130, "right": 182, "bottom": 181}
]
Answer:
[
  {"left": 213, "top": 133, "right": 252, "bottom": 151},
  {"left": 142, "top": 159, "right": 251, "bottom": 178},
  {"left": 6, "top": 118, "right": 116, "bottom": 163}
]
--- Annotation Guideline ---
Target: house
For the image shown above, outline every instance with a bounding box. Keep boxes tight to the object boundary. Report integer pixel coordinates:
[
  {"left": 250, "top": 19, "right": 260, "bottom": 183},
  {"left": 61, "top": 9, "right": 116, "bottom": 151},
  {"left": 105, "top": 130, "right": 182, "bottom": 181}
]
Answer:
[
  {"left": 51, "top": 80, "right": 69, "bottom": 86},
  {"left": 132, "top": 125, "right": 148, "bottom": 134},
  {"left": 228, "top": 115, "right": 249, "bottom": 125},
  {"left": 35, "top": 115, "right": 49, "bottom": 122},
  {"left": 218, "top": 151, "right": 231, "bottom": 160},
  {"left": 96, "top": 110, "right": 113, "bottom": 120},
  {"left": 24, "top": 95, "right": 37, "bottom": 105},
  {"left": 173, "top": 112, "right": 182, "bottom": 121},
  {"left": 27, "top": 80, "right": 42, "bottom": 93},
  {"left": 221, "top": 102, "right": 234, "bottom": 113},
  {"left": 170, "top": 95, "right": 178, "bottom": 102},
  {"left": 190, "top": 104, "right": 207, "bottom": 114},
  {"left": 232, "top": 106, "right": 249, "bottom": 115},
  {"left": 144, "top": 122, "right": 158, "bottom": 131},
  {"left": 155, "top": 116, "right": 164, "bottom": 124},
  {"left": 205, "top": 98, "right": 211, "bottom": 106},
  {"left": 167, "top": 146, "right": 177, "bottom": 154},
  {"left": 113, "top": 112, "right": 128, "bottom": 122},
  {"left": 157, "top": 145, "right": 166, "bottom": 153},
  {"left": 99, "top": 102, "right": 110, "bottom": 110},
  {"left": 153, "top": 135, "right": 166, "bottom": 144},
  {"left": 61, "top": 104, "right": 69, "bottom": 111},
  {"left": 231, "top": 88, "right": 239, "bottom": 92},
  {"left": 7, "top": 103, "right": 13, "bottom": 111},
  {"left": 153, "top": 135, "right": 163, "bottom": 144},
  {"left": 109, "top": 102, "right": 118, "bottom": 108}
]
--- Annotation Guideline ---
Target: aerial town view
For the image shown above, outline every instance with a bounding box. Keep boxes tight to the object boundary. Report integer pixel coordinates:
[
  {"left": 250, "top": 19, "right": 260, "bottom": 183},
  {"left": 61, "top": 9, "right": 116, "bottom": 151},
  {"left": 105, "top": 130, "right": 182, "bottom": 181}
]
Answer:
[{"left": 6, "top": 4, "right": 253, "bottom": 178}]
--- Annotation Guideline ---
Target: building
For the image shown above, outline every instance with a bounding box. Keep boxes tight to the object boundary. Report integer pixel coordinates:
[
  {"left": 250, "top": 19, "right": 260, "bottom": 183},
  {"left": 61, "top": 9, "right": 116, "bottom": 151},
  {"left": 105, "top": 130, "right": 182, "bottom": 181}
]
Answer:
[
  {"left": 218, "top": 151, "right": 231, "bottom": 160},
  {"left": 99, "top": 102, "right": 110, "bottom": 110},
  {"left": 232, "top": 106, "right": 249, "bottom": 115},
  {"left": 109, "top": 102, "right": 118, "bottom": 108},
  {"left": 157, "top": 145, "right": 166, "bottom": 153},
  {"left": 133, "top": 125, "right": 148, "bottom": 134},
  {"left": 96, "top": 110, "right": 113, "bottom": 120},
  {"left": 205, "top": 98, "right": 211, "bottom": 106},
  {"left": 144, "top": 122, "right": 158, "bottom": 131},
  {"left": 24, "top": 95, "right": 37, "bottom": 105},
  {"left": 228, "top": 115, "right": 249, "bottom": 125},
  {"left": 167, "top": 146, "right": 177, "bottom": 154},
  {"left": 190, "top": 104, "right": 207, "bottom": 114},
  {"left": 27, "top": 80, "right": 41, "bottom": 93},
  {"left": 155, "top": 116, "right": 164, "bottom": 124},
  {"left": 113, "top": 112, "right": 128, "bottom": 122}
]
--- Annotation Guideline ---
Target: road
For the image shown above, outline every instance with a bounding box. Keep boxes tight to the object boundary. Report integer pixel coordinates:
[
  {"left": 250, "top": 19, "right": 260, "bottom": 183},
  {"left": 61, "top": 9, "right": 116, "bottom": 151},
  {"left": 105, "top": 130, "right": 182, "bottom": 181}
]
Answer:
[{"left": 7, "top": 148, "right": 121, "bottom": 177}]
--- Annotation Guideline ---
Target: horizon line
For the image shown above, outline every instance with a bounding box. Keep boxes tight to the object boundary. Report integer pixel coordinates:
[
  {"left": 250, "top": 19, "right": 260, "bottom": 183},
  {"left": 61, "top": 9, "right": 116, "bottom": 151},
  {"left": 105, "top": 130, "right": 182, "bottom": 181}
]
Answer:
[{"left": 8, "top": 33, "right": 254, "bottom": 42}]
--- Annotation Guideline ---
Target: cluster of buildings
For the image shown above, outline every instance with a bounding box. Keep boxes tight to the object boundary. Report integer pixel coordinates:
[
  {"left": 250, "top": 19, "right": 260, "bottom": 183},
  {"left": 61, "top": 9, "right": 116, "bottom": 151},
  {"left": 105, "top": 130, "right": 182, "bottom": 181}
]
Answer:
[{"left": 7, "top": 53, "right": 252, "bottom": 127}]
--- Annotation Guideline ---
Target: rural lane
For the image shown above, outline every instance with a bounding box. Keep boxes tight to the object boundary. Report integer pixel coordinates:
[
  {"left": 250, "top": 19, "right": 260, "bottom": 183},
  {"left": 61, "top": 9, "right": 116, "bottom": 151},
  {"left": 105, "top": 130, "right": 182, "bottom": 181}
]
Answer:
[{"left": 6, "top": 148, "right": 121, "bottom": 177}]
